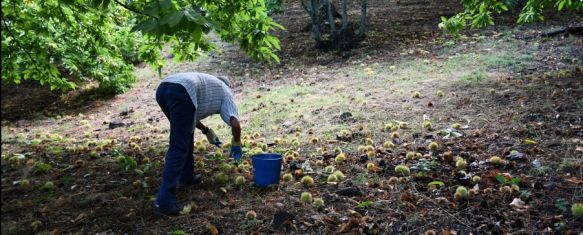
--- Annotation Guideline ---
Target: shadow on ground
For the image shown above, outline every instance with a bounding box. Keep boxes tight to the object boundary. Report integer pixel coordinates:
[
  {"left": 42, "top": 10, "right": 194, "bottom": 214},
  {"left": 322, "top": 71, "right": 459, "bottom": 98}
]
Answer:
[{"left": 1, "top": 81, "right": 116, "bottom": 122}]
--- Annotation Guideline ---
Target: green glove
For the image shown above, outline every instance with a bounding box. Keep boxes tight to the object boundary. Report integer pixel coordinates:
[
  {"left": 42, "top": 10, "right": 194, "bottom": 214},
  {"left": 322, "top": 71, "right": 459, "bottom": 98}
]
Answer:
[{"left": 204, "top": 128, "right": 222, "bottom": 147}]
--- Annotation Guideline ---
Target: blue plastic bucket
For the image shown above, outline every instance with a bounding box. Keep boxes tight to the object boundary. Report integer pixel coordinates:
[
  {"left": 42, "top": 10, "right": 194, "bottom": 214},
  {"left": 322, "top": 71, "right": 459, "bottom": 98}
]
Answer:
[{"left": 252, "top": 153, "right": 283, "bottom": 187}]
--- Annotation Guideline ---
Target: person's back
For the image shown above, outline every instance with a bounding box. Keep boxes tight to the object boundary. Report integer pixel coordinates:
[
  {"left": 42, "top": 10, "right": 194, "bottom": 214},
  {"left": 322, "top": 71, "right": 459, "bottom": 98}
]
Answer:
[{"left": 162, "top": 72, "right": 235, "bottom": 127}]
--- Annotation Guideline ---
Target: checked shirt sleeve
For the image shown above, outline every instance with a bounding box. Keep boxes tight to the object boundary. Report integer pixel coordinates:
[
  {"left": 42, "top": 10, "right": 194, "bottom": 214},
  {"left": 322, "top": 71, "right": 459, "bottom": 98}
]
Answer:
[{"left": 220, "top": 93, "right": 239, "bottom": 126}]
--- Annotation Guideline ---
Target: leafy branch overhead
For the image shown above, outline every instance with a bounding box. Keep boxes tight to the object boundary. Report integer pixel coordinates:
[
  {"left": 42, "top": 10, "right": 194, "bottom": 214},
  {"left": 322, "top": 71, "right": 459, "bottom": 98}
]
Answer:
[
  {"left": 1, "top": 0, "right": 138, "bottom": 93},
  {"left": 439, "top": 0, "right": 582, "bottom": 34},
  {"left": 1, "top": 0, "right": 284, "bottom": 93},
  {"left": 122, "top": 0, "right": 284, "bottom": 66}
]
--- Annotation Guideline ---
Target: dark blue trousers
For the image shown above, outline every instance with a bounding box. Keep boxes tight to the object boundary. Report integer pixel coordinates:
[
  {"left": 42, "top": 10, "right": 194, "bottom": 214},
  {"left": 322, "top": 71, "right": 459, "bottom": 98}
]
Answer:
[{"left": 155, "top": 82, "right": 196, "bottom": 207}]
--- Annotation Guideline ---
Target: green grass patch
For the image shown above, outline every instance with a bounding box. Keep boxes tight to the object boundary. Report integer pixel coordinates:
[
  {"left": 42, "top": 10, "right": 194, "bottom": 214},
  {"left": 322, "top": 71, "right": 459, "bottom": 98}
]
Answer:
[
  {"left": 462, "top": 70, "right": 487, "bottom": 82},
  {"left": 341, "top": 36, "right": 535, "bottom": 87},
  {"left": 53, "top": 122, "right": 75, "bottom": 133},
  {"left": 208, "top": 83, "right": 351, "bottom": 138},
  {"left": 128, "top": 124, "right": 148, "bottom": 133},
  {"left": 442, "top": 54, "right": 480, "bottom": 73},
  {"left": 47, "top": 146, "right": 64, "bottom": 155}
]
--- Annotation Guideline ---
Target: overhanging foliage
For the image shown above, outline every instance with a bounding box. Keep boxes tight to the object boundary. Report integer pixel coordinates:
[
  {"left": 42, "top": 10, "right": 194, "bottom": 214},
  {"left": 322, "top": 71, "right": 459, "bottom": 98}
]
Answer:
[
  {"left": 440, "top": 0, "right": 582, "bottom": 34},
  {"left": 1, "top": 0, "right": 283, "bottom": 93}
]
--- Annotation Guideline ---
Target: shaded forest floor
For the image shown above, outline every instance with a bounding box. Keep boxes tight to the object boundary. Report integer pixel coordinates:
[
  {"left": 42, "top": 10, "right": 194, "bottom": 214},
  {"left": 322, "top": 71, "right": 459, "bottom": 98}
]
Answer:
[{"left": 2, "top": 0, "right": 583, "bottom": 234}]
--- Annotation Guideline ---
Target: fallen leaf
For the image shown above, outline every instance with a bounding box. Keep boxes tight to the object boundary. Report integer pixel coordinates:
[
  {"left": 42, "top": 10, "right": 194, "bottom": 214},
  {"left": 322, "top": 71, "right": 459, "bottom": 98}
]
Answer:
[
  {"left": 440, "top": 229, "right": 458, "bottom": 235},
  {"left": 509, "top": 198, "right": 530, "bottom": 211},
  {"left": 180, "top": 203, "right": 193, "bottom": 215},
  {"left": 339, "top": 218, "right": 360, "bottom": 233},
  {"left": 309, "top": 214, "right": 324, "bottom": 223},
  {"left": 523, "top": 139, "right": 538, "bottom": 145},
  {"left": 322, "top": 215, "right": 339, "bottom": 224},
  {"left": 368, "top": 166, "right": 383, "bottom": 173},
  {"left": 50, "top": 229, "right": 62, "bottom": 235},
  {"left": 207, "top": 223, "right": 219, "bottom": 235},
  {"left": 400, "top": 190, "right": 415, "bottom": 203},
  {"left": 435, "top": 197, "right": 450, "bottom": 205},
  {"left": 361, "top": 215, "right": 373, "bottom": 223},
  {"left": 73, "top": 212, "right": 87, "bottom": 223},
  {"left": 41, "top": 206, "right": 51, "bottom": 215},
  {"left": 404, "top": 201, "right": 417, "bottom": 210},
  {"left": 348, "top": 210, "right": 362, "bottom": 219},
  {"left": 564, "top": 177, "right": 583, "bottom": 185},
  {"left": 123, "top": 211, "right": 136, "bottom": 218}
]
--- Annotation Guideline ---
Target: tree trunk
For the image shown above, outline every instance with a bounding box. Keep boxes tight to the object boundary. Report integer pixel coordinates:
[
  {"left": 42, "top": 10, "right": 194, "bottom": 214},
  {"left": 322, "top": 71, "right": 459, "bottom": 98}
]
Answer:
[
  {"left": 310, "top": 0, "right": 322, "bottom": 47},
  {"left": 326, "top": 0, "right": 336, "bottom": 39},
  {"left": 301, "top": 0, "right": 313, "bottom": 15},
  {"left": 341, "top": 0, "right": 348, "bottom": 30},
  {"left": 358, "top": 0, "right": 367, "bottom": 38}
]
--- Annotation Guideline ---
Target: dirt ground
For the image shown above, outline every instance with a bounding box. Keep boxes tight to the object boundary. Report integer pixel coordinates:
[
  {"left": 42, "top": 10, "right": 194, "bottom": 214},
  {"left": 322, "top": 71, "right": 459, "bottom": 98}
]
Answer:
[{"left": 2, "top": 0, "right": 583, "bottom": 234}]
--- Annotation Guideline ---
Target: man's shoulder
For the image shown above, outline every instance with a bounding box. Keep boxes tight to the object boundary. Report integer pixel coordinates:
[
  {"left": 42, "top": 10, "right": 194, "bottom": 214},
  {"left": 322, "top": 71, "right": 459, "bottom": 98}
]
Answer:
[
  {"left": 164, "top": 72, "right": 222, "bottom": 83},
  {"left": 164, "top": 72, "right": 201, "bottom": 80}
]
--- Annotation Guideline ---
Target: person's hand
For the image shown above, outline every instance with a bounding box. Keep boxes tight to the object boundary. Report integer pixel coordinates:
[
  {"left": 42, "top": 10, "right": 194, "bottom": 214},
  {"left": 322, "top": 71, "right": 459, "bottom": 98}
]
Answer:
[
  {"left": 205, "top": 129, "right": 222, "bottom": 147},
  {"left": 230, "top": 141, "right": 242, "bottom": 163}
]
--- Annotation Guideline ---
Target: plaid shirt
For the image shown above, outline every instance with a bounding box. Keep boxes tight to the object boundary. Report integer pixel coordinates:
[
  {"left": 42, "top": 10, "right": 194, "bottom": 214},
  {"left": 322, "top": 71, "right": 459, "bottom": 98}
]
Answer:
[{"left": 161, "top": 72, "right": 239, "bottom": 131}]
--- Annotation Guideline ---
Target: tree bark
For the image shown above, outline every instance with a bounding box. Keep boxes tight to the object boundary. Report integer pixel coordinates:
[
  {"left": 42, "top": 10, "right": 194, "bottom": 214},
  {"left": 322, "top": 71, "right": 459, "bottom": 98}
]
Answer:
[
  {"left": 341, "top": 0, "right": 348, "bottom": 30},
  {"left": 310, "top": 0, "right": 322, "bottom": 46},
  {"left": 358, "top": 0, "right": 367, "bottom": 38},
  {"left": 301, "top": 0, "right": 312, "bottom": 15},
  {"left": 326, "top": 0, "right": 336, "bottom": 37}
]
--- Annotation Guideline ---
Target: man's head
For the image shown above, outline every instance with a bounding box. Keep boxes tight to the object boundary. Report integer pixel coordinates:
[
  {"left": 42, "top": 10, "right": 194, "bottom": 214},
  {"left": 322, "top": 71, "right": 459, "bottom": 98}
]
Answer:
[{"left": 217, "top": 76, "right": 233, "bottom": 89}]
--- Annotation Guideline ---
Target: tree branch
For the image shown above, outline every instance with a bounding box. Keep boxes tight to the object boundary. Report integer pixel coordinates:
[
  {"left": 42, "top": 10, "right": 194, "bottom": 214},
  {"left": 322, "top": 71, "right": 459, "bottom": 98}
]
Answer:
[
  {"left": 1, "top": 15, "right": 44, "bottom": 78},
  {"left": 112, "top": 0, "right": 158, "bottom": 20}
]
